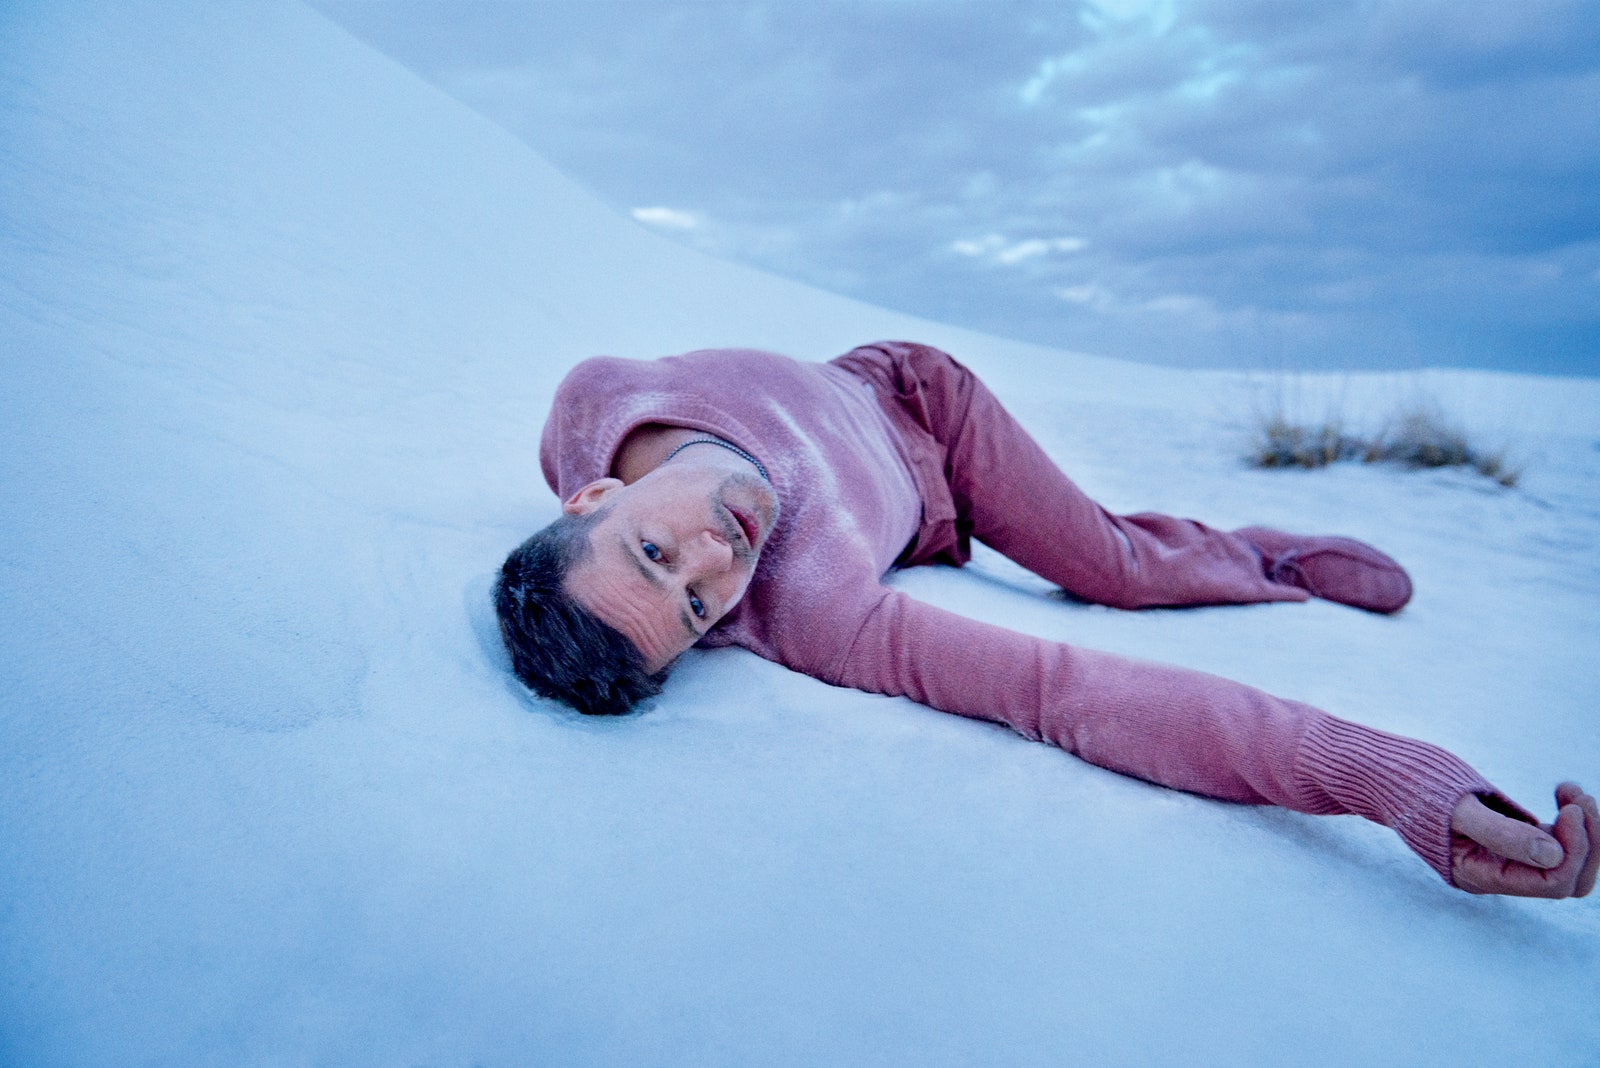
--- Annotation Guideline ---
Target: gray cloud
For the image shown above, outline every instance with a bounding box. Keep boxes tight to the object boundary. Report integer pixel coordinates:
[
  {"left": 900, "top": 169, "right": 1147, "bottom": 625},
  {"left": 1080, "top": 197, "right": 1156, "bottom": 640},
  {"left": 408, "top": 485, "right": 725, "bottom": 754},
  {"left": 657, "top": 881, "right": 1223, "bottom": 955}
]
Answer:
[{"left": 312, "top": 0, "right": 1600, "bottom": 374}]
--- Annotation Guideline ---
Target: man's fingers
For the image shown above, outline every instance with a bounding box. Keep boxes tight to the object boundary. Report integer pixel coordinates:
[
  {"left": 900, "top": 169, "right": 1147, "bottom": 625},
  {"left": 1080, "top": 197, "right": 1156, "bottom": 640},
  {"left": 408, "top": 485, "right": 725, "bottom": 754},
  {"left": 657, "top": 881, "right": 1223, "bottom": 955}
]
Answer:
[
  {"left": 1550, "top": 804, "right": 1590, "bottom": 891},
  {"left": 1555, "top": 785, "right": 1600, "bottom": 898},
  {"left": 1581, "top": 801, "right": 1599, "bottom": 898},
  {"left": 1454, "top": 808, "right": 1587, "bottom": 898},
  {"left": 1453, "top": 847, "right": 1564, "bottom": 897},
  {"left": 1452, "top": 794, "right": 1564, "bottom": 869}
]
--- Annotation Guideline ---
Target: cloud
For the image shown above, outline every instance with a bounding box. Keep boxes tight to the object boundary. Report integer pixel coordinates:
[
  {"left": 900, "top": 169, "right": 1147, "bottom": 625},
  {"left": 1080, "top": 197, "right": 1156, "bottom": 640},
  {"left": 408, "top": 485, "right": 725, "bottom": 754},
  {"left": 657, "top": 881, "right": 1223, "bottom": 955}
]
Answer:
[
  {"left": 954, "top": 235, "right": 1090, "bottom": 265},
  {"left": 1056, "top": 283, "right": 1116, "bottom": 310},
  {"left": 631, "top": 206, "right": 700, "bottom": 231},
  {"left": 311, "top": 0, "right": 1600, "bottom": 374}
]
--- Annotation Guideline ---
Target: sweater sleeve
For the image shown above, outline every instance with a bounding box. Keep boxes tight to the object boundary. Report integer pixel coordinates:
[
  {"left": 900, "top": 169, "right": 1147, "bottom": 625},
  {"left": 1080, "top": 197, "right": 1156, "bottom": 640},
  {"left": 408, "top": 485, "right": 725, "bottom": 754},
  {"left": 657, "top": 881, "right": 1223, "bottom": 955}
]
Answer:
[{"left": 822, "top": 586, "right": 1497, "bottom": 884}]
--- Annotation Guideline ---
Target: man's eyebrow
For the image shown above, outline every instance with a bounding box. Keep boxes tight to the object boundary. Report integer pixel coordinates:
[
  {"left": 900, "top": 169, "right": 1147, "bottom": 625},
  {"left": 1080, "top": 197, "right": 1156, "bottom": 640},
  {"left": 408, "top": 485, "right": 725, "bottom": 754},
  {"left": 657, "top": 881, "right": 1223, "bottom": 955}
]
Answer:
[
  {"left": 678, "top": 609, "right": 700, "bottom": 641},
  {"left": 621, "top": 535, "right": 666, "bottom": 589}
]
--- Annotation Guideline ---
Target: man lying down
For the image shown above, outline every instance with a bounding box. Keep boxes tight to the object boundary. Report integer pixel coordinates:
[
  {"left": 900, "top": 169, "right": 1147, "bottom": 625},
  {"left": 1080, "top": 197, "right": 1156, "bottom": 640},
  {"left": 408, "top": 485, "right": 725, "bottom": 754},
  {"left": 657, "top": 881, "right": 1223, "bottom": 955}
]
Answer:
[{"left": 495, "top": 339, "right": 1597, "bottom": 900}]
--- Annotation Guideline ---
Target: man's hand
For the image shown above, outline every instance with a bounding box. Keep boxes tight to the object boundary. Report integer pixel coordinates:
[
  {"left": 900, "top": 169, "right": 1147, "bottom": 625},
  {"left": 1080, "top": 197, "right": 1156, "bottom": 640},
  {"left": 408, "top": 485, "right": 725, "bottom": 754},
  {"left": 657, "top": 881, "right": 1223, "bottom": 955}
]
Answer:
[{"left": 1451, "top": 782, "right": 1599, "bottom": 898}]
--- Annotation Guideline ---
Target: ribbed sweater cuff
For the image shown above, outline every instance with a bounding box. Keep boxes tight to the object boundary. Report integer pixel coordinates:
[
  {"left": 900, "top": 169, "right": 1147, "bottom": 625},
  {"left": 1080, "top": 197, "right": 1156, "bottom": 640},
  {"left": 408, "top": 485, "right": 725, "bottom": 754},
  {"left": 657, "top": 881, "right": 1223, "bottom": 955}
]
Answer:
[{"left": 1296, "top": 715, "right": 1494, "bottom": 885}]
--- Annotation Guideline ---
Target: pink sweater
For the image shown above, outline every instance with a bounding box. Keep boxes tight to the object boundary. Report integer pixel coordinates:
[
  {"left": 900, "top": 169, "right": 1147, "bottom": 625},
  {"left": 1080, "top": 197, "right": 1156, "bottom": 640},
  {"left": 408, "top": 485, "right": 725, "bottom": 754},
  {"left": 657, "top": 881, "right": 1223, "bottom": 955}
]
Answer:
[{"left": 541, "top": 347, "right": 1497, "bottom": 884}]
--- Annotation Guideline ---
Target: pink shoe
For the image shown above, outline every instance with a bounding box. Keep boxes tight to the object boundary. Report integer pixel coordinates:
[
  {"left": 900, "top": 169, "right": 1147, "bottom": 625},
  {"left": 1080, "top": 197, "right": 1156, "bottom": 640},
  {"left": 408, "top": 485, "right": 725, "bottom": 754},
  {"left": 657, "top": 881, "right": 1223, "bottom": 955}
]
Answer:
[{"left": 1237, "top": 527, "right": 1414, "bottom": 614}]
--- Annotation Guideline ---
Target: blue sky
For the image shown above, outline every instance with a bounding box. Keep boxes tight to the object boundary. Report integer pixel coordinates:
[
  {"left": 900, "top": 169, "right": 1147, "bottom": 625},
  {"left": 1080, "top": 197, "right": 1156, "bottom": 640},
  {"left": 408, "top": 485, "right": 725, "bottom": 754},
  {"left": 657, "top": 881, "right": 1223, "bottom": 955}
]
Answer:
[{"left": 311, "top": 0, "right": 1600, "bottom": 375}]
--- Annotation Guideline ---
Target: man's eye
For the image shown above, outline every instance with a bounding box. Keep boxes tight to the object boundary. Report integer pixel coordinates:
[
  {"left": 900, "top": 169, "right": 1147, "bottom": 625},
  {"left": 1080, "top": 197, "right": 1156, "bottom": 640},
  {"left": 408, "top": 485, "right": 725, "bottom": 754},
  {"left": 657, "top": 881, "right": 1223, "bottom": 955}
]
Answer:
[
  {"left": 641, "top": 541, "right": 662, "bottom": 561},
  {"left": 688, "top": 593, "right": 705, "bottom": 618}
]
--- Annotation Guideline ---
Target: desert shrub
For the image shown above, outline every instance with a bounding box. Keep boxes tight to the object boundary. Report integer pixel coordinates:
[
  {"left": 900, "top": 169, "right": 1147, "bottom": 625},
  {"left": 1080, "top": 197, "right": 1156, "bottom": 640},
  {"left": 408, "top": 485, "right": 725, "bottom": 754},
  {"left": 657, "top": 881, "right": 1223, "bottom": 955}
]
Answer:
[
  {"left": 1251, "top": 413, "right": 1364, "bottom": 469},
  {"left": 1247, "top": 400, "right": 1521, "bottom": 487}
]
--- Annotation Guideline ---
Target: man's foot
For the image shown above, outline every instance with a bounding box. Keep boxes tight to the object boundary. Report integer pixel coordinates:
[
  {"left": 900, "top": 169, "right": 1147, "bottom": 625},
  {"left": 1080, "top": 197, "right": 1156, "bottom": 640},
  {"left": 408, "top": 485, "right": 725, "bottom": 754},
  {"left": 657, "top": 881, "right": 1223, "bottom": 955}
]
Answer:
[{"left": 1237, "top": 526, "right": 1414, "bottom": 614}]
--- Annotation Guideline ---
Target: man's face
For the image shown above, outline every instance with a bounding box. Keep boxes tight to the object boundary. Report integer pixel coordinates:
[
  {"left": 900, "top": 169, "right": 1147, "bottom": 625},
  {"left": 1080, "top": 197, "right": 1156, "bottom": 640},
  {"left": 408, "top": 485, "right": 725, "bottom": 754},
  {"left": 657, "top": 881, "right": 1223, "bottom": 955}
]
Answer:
[{"left": 562, "top": 462, "right": 779, "bottom": 673}]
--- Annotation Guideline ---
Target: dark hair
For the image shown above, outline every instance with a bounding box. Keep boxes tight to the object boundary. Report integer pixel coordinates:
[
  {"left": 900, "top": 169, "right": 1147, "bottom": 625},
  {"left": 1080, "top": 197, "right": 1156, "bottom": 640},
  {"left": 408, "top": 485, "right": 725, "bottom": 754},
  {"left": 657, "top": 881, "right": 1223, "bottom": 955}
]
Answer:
[{"left": 494, "top": 509, "right": 670, "bottom": 715}]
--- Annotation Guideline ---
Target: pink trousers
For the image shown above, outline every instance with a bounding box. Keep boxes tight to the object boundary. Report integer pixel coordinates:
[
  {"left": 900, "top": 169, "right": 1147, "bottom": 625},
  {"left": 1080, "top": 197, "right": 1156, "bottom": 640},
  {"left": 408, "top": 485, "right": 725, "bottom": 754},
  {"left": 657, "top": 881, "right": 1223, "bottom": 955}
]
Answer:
[{"left": 832, "top": 341, "right": 1307, "bottom": 609}]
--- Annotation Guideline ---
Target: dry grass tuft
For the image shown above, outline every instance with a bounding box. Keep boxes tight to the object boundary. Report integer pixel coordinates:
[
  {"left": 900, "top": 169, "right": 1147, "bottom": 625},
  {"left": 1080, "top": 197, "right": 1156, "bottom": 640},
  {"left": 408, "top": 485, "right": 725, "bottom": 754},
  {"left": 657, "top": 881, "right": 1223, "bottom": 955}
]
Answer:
[
  {"left": 1249, "top": 402, "right": 1521, "bottom": 487},
  {"left": 1252, "top": 413, "right": 1364, "bottom": 469}
]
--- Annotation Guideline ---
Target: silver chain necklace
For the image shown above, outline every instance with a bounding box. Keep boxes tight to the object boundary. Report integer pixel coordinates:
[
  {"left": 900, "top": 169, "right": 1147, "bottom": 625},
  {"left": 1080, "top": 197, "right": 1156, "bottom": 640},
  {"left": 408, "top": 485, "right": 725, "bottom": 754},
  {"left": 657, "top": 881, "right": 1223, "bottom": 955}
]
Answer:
[{"left": 661, "top": 436, "right": 770, "bottom": 482}]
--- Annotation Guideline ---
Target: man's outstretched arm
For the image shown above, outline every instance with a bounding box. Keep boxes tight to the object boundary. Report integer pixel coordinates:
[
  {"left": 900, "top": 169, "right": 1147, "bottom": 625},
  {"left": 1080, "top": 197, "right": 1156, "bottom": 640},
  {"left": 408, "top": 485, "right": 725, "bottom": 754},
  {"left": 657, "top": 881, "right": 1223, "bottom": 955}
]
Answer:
[{"left": 814, "top": 586, "right": 1593, "bottom": 898}]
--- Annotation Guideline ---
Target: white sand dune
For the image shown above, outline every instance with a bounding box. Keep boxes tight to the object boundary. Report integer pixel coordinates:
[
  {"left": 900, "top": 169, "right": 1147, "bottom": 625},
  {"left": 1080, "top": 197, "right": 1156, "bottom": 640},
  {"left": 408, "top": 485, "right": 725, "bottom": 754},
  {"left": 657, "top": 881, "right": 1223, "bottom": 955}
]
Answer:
[{"left": 3, "top": 2, "right": 1598, "bottom": 1064}]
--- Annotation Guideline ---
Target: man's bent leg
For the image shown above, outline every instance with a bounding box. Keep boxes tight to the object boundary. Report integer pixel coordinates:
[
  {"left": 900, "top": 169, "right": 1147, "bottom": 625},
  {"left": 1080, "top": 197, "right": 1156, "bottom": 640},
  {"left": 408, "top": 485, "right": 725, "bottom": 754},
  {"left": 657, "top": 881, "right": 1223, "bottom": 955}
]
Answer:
[{"left": 847, "top": 341, "right": 1308, "bottom": 610}]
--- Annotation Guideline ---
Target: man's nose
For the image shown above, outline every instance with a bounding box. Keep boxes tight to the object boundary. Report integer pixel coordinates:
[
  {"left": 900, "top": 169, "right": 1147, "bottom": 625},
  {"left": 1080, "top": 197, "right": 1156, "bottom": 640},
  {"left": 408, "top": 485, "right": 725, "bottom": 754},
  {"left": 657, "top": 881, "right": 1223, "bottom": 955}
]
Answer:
[{"left": 685, "top": 529, "right": 734, "bottom": 572}]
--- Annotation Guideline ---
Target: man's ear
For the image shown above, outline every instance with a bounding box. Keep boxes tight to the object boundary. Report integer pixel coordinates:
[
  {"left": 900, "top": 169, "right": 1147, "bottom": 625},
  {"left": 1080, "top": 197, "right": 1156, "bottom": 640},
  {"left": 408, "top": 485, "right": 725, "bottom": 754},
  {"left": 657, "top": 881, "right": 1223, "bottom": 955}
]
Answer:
[{"left": 562, "top": 477, "right": 624, "bottom": 515}]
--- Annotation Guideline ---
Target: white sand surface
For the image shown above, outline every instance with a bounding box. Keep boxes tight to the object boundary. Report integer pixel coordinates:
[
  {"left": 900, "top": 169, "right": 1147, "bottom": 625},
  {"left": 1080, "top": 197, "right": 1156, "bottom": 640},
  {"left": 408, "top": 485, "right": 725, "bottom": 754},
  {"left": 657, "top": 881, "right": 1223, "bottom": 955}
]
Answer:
[{"left": 3, "top": 3, "right": 1597, "bottom": 1064}]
